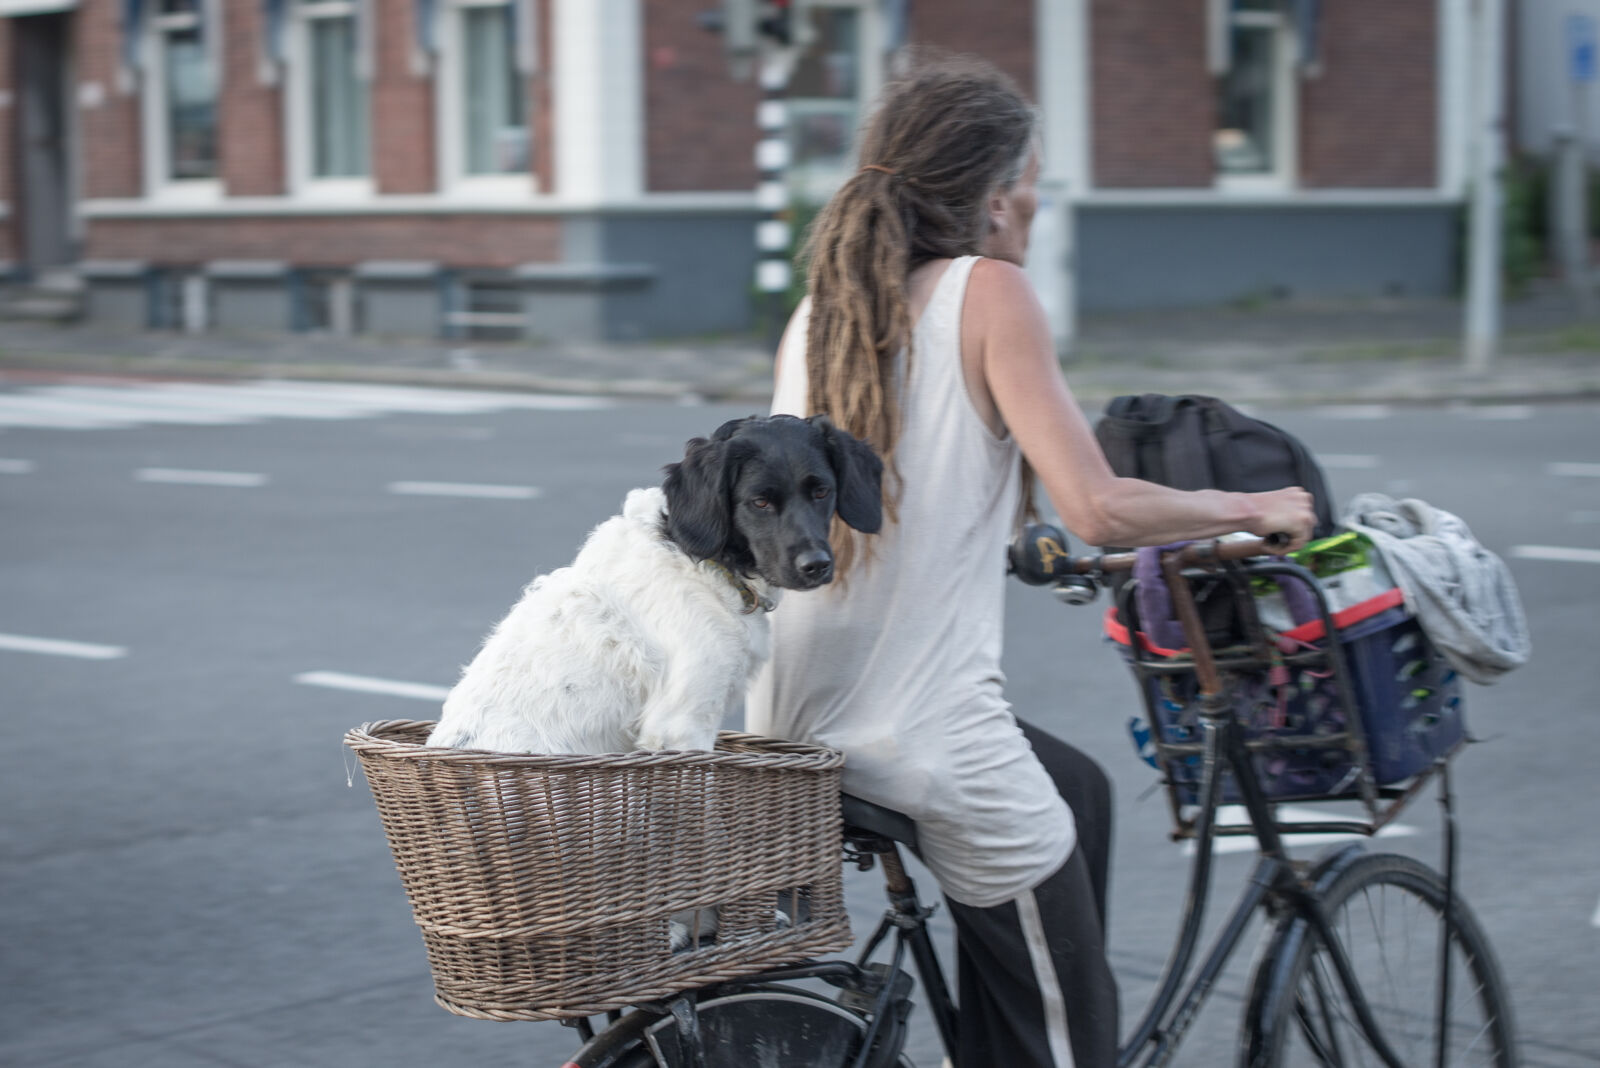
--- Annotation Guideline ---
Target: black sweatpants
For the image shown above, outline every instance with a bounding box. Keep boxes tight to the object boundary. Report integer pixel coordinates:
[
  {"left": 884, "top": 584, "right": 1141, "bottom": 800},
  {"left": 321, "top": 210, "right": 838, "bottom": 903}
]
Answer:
[{"left": 941, "top": 720, "right": 1118, "bottom": 1068}]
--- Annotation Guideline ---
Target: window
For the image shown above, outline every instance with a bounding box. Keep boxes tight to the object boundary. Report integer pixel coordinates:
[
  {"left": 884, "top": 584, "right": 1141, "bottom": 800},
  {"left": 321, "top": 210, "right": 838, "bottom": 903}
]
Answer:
[
  {"left": 1214, "top": 0, "right": 1296, "bottom": 190},
  {"left": 305, "top": 0, "right": 369, "bottom": 179},
  {"left": 438, "top": 0, "right": 532, "bottom": 193},
  {"left": 148, "top": 0, "right": 218, "bottom": 189},
  {"left": 786, "top": 4, "right": 881, "bottom": 204},
  {"left": 462, "top": 3, "right": 528, "bottom": 174},
  {"left": 289, "top": 0, "right": 370, "bottom": 193}
]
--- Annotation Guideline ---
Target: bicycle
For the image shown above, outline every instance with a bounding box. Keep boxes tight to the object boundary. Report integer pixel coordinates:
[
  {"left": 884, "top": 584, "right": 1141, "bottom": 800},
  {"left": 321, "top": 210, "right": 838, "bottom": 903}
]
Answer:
[{"left": 557, "top": 534, "right": 1517, "bottom": 1068}]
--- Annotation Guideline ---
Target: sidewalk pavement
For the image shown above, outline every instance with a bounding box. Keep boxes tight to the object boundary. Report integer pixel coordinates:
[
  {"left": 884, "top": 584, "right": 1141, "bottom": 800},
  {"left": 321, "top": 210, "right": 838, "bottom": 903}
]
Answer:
[{"left": 2, "top": 287, "right": 1599, "bottom": 407}]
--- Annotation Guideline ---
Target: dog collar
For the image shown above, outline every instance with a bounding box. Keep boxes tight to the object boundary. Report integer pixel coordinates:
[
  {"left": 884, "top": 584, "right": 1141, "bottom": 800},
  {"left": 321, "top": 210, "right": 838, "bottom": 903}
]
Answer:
[{"left": 704, "top": 561, "right": 776, "bottom": 614}]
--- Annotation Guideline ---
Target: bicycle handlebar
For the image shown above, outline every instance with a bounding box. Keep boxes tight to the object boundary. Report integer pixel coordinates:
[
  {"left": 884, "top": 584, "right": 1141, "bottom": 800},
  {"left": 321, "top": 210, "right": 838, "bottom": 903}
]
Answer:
[{"left": 1067, "top": 532, "right": 1293, "bottom": 577}]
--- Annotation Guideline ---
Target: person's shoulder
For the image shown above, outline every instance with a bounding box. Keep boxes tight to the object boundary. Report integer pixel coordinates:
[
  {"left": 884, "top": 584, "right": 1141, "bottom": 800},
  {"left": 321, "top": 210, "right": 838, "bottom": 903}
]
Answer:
[
  {"left": 966, "top": 257, "right": 1037, "bottom": 309},
  {"left": 968, "top": 255, "right": 1029, "bottom": 285},
  {"left": 964, "top": 257, "right": 1047, "bottom": 332}
]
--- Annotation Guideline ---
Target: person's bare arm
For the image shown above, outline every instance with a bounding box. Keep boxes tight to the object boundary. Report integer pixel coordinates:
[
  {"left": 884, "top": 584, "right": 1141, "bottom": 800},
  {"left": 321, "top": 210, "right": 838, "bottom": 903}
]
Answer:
[{"left": 966, "top": 259, "right": 1315, "bottom": 549}]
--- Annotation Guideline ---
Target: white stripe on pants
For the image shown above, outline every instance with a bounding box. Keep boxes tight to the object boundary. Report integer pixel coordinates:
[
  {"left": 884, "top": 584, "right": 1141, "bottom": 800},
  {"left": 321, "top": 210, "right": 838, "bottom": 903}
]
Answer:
[{"left": 1017, "top": 887, "right": 1077, "bottom": 1068}]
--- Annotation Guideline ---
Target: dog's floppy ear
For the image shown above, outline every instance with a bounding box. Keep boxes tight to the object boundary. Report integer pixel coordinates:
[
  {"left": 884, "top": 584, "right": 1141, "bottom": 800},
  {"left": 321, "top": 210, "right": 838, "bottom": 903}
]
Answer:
[
  {"left": 663, "top": 435, "right": 732, "bottom": 559},
  {"left": 809, "top": 414, "right": 884, "bottom": 533}
]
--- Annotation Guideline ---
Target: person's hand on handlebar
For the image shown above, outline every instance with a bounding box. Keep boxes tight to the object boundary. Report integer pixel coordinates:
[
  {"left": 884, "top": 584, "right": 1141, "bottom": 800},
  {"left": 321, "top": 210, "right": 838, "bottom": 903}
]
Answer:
[{"left": 1244, "top": 487, "right": 1317, "bottom": 551}]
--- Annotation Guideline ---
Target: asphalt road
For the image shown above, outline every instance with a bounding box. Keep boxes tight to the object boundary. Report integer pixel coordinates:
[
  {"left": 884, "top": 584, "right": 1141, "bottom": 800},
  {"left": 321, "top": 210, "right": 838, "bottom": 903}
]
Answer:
[{"left": 2, "top": 380, "right": 1596, "bottom": 1067}]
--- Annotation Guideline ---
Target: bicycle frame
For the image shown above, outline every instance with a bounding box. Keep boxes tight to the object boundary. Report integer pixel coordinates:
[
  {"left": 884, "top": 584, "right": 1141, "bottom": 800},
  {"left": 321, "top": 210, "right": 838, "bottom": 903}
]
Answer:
[
  {"left": 849, "top": 844, "right": 959, "bottom": 1060},
  {"left": 1111, "top": 547, "right": 1415, "bottom": 1068},
  {"left": 853, "top": 543, "right": 1430, "bottom": 1068},
  {"left": 565, "top": 538, "right": 1459, "bottom": 1068}
]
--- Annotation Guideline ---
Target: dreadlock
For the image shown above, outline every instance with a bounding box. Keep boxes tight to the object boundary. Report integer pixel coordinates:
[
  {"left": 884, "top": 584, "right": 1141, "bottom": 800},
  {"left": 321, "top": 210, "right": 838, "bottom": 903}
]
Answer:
[{"left": 799, "top": 52, "right": 1037, "bottom": 576}]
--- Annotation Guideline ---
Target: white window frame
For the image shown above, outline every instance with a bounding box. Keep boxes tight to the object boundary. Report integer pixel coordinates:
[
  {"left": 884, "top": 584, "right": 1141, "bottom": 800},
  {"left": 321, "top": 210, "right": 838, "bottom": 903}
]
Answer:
[
  {"left": 1215, "top": 5, "right": 1298, "bottom": 194},
  {"left": 784, "top": 0, "right": 884, "bottom": 204},
  {"left": 141, "top": 0, "right": 223, "bottom": 202},
  {"left": 284, "top": 0, "right": 374, "bottom": 200},
  {"left": 434, "top": 0, "right": 537, "bottom": 200}
]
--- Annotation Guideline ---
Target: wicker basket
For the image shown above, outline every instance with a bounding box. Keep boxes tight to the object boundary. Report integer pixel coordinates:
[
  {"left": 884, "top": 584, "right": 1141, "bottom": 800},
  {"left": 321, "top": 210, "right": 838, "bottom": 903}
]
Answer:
[{"left": 344, "top": 720, "right": 853, "bottom": 1021}]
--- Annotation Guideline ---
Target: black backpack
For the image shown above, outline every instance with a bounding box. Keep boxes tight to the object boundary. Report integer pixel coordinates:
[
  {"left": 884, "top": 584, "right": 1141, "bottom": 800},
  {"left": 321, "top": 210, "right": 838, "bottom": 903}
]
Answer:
[
  {"left": 1093, "top": 394, "right": 1337, "bottom": 643},
  {"left": 1094, "top": 394, "right": 1336, "bottom": 539}
]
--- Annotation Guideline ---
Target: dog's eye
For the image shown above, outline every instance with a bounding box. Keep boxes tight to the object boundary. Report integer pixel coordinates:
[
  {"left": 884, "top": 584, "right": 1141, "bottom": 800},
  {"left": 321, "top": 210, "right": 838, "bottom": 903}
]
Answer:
[
  {"left": 812, "top": 486, "right": 831, "bottom": 500},
  {"left": 751, "top": 497, "right": 771, "bottom": 510}
]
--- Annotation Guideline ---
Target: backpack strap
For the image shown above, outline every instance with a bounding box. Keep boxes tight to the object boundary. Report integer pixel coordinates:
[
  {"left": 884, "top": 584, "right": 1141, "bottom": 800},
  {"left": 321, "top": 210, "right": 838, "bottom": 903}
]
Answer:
[{"left": 1160, "top": 396, "right": 1218, "bottom": 493}]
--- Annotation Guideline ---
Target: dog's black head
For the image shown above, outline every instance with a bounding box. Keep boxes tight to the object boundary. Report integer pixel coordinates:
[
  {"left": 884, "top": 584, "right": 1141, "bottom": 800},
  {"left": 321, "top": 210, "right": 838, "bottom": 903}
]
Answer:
[{"left": 661, "top": 414, "right": 883, "bottom": 590}]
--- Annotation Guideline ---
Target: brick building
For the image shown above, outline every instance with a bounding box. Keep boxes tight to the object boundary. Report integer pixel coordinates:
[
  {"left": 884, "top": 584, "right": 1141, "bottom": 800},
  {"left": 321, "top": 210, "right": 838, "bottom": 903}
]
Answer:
[{"left": 0, "top": 0, "right": 1471, "bottom": 342}]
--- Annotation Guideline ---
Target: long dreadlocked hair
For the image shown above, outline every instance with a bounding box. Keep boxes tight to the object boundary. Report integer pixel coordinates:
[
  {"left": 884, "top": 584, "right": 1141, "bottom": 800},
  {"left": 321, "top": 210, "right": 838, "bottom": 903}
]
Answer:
[{"left": 800, "top": 52, "right": 1037, "bottom": 576}]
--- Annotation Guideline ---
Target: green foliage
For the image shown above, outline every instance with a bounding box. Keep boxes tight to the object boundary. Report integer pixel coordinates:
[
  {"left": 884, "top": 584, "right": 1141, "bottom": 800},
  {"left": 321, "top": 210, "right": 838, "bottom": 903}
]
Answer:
[
  {"left": 1455, "top": 156, "right": 1547, "bottom": 298},
  {"left": 1501, "top": 156, "right": 1547, "bottom": 296}
]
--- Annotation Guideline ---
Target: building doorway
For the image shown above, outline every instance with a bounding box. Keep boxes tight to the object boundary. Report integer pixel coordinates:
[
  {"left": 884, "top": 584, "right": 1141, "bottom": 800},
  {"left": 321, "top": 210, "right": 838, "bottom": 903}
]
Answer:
[{"left": 13, "top": 11, "right": 76, "bottom": 275}]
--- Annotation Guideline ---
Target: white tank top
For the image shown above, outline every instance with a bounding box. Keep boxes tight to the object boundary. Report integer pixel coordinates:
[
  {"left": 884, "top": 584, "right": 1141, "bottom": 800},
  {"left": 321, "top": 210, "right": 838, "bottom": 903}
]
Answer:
[{"left": 746, "top": 256, "right": 1076, "bottom": 907}]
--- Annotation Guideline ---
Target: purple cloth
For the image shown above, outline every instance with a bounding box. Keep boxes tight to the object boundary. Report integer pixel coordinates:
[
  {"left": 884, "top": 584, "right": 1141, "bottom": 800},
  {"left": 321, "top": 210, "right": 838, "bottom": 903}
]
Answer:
[
  {"left": 1133, "top": 542, "right": 1321, "bottom": 650},
  {"left": 1279, "top": 574, "right": 1321, "bottom": 628},
  {"left": 1133, "top": 543, "right": 1191, "bottom": 650}
]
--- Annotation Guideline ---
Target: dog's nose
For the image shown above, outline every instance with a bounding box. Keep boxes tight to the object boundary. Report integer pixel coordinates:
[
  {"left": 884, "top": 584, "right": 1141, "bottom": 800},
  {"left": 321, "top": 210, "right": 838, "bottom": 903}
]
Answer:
[{"left": 795, "top": 549, "right": 833, "bottom": 582}]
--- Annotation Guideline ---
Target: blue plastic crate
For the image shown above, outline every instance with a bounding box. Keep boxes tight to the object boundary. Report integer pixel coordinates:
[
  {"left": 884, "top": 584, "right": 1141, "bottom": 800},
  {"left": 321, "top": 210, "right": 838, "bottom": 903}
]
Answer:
[{"left": 1114, "top": 603, "right": 1466, "bottom": 805}]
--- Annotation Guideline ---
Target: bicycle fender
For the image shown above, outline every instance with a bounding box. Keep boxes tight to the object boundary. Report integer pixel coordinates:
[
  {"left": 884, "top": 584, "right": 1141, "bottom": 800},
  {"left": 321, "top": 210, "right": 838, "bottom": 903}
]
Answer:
[{"left": 1237, "top": 842, "right": 1367, "bottom": 1068}]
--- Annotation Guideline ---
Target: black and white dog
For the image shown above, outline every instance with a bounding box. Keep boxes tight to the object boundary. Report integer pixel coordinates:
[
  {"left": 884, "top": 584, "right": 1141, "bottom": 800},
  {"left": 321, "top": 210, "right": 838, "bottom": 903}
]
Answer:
[{"left": 427, "top": 414, "right": 883, "bottom": 756}]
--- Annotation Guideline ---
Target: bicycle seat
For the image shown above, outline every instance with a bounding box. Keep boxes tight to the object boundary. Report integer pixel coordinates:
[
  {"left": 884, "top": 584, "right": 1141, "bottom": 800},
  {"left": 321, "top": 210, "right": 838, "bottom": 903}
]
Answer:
[{"left": 840, "top": 793, "right": 919, "bottom": 850}]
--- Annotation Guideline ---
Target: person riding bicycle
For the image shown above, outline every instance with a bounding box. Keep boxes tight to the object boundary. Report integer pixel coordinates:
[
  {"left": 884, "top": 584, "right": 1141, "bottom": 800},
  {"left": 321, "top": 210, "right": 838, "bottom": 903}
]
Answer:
[{"left": 745, "top": 53, "right": 1316, "bottom": 1068}]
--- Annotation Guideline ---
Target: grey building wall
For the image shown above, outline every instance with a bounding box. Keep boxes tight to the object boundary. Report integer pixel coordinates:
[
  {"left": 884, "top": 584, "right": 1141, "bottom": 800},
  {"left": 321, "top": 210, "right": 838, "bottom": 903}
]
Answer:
[
  {"left": 76, "top": 208, "right": 762, "bottom": 344},
  {"left": 1076, "top": 204, "right": 1461, "bottom": 309},
  {"left": 76, "top": 204, "right": 1461, "bottom": 337},
  {"left": 584, "top": 210, "right": 760, "bottom": 341}
]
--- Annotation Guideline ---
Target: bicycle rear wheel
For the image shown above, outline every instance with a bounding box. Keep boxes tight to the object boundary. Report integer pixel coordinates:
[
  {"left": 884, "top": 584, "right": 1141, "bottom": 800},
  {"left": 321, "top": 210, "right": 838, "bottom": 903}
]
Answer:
[
  {"left": 1245, "top": 851, "right": 1516, "bottom": 1067},
  {"left": 564, "top": 986, "right": 915, "bottom": 1068}
]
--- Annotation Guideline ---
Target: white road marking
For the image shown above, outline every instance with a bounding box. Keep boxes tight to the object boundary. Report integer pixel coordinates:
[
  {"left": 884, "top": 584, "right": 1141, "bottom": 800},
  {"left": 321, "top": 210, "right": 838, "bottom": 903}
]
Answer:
[
  {"left": 0, "top": 459, "right": 36, "bottom": 474},
  {"left": 0, "top": 381, "right": 612, "bottom": 432},
  {"left": 136, "top": 467, "right": 269, "bottom": 488},
  {"left": 0, "top": 404, "right": 132, "bottom": 429},
  {"left": 1511, "top": 544, "right": 1600, "bottom": 565},
  {"left": 388, "top": 480, "right": 541, "bottom": 500},
  {"left": 138, "top": 384, "right": 379, "bottom": 419},
  {"left": 238, "top": 382, "right": 502, "bottom": 415},
  {"left": 1549, "top": 462, "right": 1600, "bottom": 478},
  {"left": 1452, "top": 403, "right": 1532, "bottom": 420},
  {"left": 295, "top": 671, "right": 450, "bottom": 702},
  {"left": 23, "top": 387, "right": 261, "bottom": 425},
  {"left": 1181, "top": 805, "right": 1419, "bottom": 857},
  {"left": 0, "top": 632, "right": 127, "bottom": 659},
  {"left": 1317, "top": 454, "right": 1382, "bottom": 469},
  {"left": 243, "top": 381, "right": 613, "bottom": 411},
  {"left": 1592, "top": 895, "right": 1600, "bottom": 928},
  {"left": 1312, "top": 405, "right": 1392, "bottom": 420}
]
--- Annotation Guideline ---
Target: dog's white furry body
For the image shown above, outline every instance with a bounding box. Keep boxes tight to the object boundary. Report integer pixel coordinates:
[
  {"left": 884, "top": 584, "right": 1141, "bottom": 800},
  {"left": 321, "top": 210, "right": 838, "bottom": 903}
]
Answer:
[{"left": 427, "top": 487, "right": 777, "bottom": 755}]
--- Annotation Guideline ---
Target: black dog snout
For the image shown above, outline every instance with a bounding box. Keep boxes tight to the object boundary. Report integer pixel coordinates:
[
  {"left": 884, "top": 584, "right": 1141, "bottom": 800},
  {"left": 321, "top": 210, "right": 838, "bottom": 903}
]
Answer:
[{"left": 795, "top": 549, "right": 834, "bottom": 582}]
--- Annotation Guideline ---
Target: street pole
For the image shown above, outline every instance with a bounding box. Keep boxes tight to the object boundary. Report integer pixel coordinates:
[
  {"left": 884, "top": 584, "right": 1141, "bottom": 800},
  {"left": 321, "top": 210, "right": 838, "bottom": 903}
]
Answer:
[
  {"left": 755, "top": 53, "right": 793, "bottom": 356},
  {"left": 1463, "top": 0, "right": 1507, "bottom": 374}
]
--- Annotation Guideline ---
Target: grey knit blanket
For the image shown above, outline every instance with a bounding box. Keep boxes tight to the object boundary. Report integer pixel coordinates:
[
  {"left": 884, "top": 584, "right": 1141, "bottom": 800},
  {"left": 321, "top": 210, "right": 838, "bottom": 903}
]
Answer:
[{"left": 1340, "top": 494, "right": 1531, "bottom": 685}]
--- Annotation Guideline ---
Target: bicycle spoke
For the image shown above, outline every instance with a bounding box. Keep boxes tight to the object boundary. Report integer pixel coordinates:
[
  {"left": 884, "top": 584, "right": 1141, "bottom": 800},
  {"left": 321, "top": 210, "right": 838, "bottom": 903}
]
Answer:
[
  {"left": 1259, "top": 854, "right": 1512, "bottom": 1068},
  {"left": 1294, "top": 998, "right": 1339, "bottom": 1065},
  {"left": 1300, "top": 953, "right": 1350, "bottom": 1066}
]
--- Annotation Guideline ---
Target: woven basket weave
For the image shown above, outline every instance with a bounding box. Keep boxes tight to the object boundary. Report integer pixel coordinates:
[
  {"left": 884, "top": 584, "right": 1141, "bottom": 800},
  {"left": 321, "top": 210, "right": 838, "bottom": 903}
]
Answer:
[{"left": 345, "top": 719, "right": 853, "bottom": 1021}]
